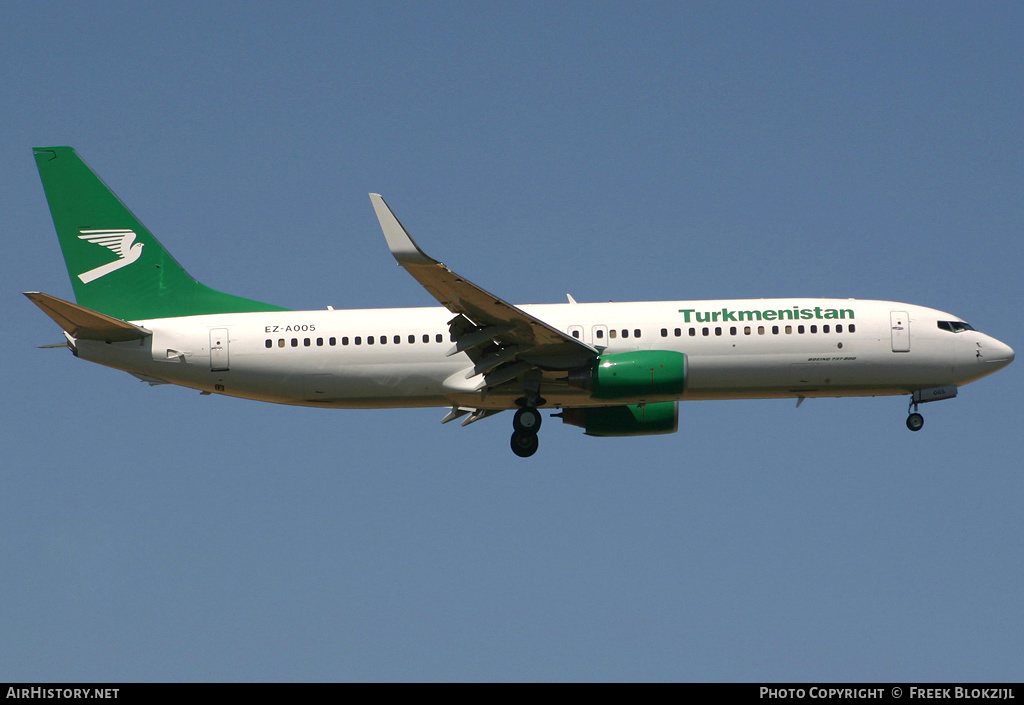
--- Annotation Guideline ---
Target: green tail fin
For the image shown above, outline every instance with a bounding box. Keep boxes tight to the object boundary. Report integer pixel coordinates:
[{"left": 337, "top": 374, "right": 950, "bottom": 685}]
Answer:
[{"left": 33, "top": 146, "right": 288, "bottom": 320}]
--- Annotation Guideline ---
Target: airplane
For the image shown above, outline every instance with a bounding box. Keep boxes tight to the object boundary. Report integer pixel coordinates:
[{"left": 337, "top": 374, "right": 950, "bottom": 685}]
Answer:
[{"left": 26, "top": 146, "right": 1015, "bottom": 458}]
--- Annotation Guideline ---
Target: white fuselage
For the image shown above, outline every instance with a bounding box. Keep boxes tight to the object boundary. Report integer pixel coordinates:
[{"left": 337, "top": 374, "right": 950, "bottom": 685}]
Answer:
[{"left": 71, "top": 298, "right": 1014, "bottom": 411}]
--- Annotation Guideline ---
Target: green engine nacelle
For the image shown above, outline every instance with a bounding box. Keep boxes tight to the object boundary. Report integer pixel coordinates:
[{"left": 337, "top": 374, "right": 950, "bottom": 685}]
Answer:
[
  {"left": 559, "top": 402, "right": 679, "bottom": 436},
  {"left": 587, "top": 350, "right": 687, "bottom": 400}
]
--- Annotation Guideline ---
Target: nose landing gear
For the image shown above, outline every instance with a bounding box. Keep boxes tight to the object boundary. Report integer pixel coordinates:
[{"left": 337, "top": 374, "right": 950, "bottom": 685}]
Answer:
[
  {"left": 906, "top": 411, "right": 924, "bottom": 431},
  {"left": 905, "top": 386, "right": 957, "bottom": 432},
  {"left": 906, "top": 396, "right": 925, "bottom": 431}
]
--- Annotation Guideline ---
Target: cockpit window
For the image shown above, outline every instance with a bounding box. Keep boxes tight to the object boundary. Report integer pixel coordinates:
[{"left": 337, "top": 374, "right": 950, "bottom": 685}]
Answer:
[{"left": 937, "top": 320, "right": 975, "bottom": 333}]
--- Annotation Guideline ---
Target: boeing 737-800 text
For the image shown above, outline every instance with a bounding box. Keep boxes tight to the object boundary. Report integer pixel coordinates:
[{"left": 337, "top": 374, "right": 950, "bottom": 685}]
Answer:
[{"left": 27, "top": 147, "right": 1014, "bottom": 457}]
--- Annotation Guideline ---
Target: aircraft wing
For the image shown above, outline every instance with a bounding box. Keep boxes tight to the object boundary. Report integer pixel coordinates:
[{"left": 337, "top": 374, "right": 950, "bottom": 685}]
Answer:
[{"left": 369, "top": 194, "right": 597, "bottom": 387}]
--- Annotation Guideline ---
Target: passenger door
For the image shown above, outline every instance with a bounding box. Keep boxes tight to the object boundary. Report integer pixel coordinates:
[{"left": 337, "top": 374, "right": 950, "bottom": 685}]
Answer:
[{"left": 890, "top": 312, "right": 910, "bottom": 352}]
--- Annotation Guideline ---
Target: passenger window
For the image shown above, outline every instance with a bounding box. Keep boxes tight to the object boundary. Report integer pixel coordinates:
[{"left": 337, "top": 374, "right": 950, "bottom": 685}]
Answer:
[
  {"left": 772, "top": 326, "right": 779, "bottom": 335},
  {"left": 291, "top": 338, "right": 298, "bottom": 347},
  {"left": 836, "top": 325, "right": 843, "bottom": 333},
  {"left": 797, "top": 325, "right": 804, "bottom": 334},
  {"left": 744, "top": 326, "right": 751, "bottom": 335},
  {"left": 316, "top": 337, "right": 323, "bottom": 346},
  {"left": 702, "top": 327, "right": 709, "bottom": 336},
  {"left": 573, "top": 330, "right": 581, "bottom": 339},
  {"left": 660, "top": 328, "right": 668, "bottom": 338},
  {"left": 634, "top": 329, "right": 641, "bottom": 338},
  {"left": 689, "top": 328, "right": 696, "bottom": 337},
  {"left": 265, "top": 339, "right": 272, "bottom": 348},
  {"left": 823, "top": 325, "right": 830, "bottom": 333},
  {"left": 609, "top": 330, "right": 617, "bottom": 339},
  {"left": 422, "top": 334, "right": 429, "bottom": 343},
  {"left": 758, "top": 326, "right": 765, "bottom": 335},
  {"left": 380, "top": 336, "right": 387, "bottom": 344},
  {"left": 785, "top": 326, "right": 792, "bottom": 335},
  {"left": 331, "top": 337, "right": 338, "bottom": 346},
  {"left": 715, "top": 327, "right": 722, "bottom": 336},
  {"left": 436, "top": 334, "right": 443, "bottom": 343},
  {"left": 675, "top": 328, "right": 682, "bottom": 337},
  {"left": 355, "top": 336, "right": 362, "bottom": 345},
  {"left": 596, "top": 329, "right": 604, "bottom": 339},
  {"left": 622, "top": 330, "right": 629, "bottom": 339},
  {"left": 849, "top": 324, "right": 856, "bottom": 333},
  {"left": 394, "top": 335, "right": 400, "bottom": 344},
  {"left": 304, "top": 338, "right": 311, "bottom": 346},
  {"left": 810, "top": 325, "right": 817, "bottom": 334},
  {"left": 278, "top": 339, "right": 285, "bottom": 347},
  {"left": 730, "top": 327, "right": 737, "bottom": 336},
  {"left": 409, "top": 335, "right": 415, "bottom": 344}
]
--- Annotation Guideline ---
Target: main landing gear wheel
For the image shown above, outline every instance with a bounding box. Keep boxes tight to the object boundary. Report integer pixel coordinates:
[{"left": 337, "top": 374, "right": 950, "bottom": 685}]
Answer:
[
  {"left": 511, "top": 430, "right": 539, "bottom": 458},
  {"left": 511, "top": 393, "right": 544, "bottom": 458},
  {"left": 906, "top": 413, "right": 924, "bottom": 432},
  {"left": 513, "top": 406, "right": 542, "bottom": 433}
]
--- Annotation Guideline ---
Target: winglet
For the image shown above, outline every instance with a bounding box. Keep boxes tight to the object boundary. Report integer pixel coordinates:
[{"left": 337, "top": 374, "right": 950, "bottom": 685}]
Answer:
[{"left": 368, "top": 194, "right": 434, "bottom": 266}]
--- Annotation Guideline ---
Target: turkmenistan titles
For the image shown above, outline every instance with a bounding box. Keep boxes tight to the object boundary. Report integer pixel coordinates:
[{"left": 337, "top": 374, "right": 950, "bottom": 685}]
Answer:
[{"left": 678, "top": 306, "right": 855, "bottom": 323}]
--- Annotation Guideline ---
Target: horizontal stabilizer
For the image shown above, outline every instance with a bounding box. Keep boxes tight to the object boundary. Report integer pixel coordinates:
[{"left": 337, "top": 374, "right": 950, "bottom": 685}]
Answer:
[{"left": 24, "top": 291, "right": 152, "bottom": 342}]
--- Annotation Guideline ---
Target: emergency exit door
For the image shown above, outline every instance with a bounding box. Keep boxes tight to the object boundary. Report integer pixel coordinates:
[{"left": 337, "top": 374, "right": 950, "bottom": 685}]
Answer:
[
  {"left": 210, "top": 328, "right": 230, "bottom": 371},
  {"left": 890, "top": 312, "right": 910, "bottom": 353}
]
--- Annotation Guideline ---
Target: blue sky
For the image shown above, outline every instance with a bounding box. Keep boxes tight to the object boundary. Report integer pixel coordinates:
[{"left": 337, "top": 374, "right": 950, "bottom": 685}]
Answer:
[{"left": 2, "top": 2, "right": 1021, "bottom": 682}]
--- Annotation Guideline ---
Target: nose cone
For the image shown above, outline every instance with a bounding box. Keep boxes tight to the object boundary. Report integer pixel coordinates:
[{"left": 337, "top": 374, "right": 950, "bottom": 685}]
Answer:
[{"left": 985, "top": 337, "right": 1015, "bottom": 369}]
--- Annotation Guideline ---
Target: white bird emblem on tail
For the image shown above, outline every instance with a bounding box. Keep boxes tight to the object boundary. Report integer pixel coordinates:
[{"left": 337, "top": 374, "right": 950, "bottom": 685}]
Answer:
[{"left": 77, "top": 229, "right": 144, "bottom": 283}]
